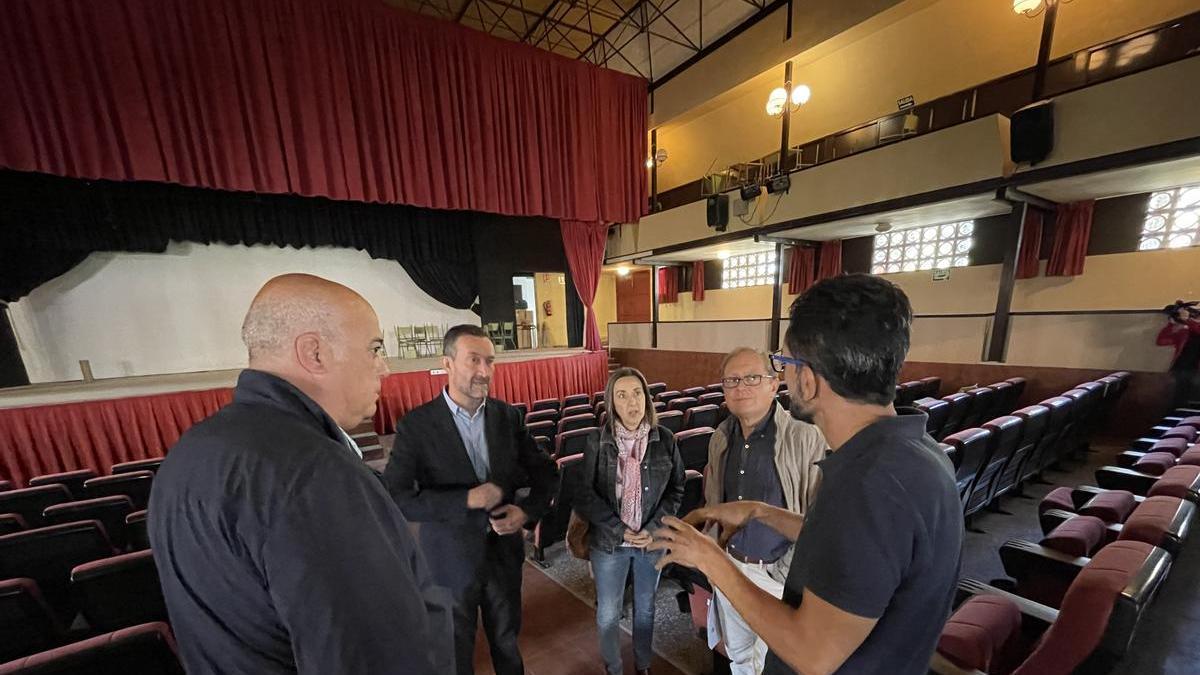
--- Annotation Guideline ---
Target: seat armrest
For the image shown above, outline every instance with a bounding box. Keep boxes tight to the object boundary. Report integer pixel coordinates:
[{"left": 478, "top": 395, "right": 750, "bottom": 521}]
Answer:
[
  {"left": 956, "top": 578, "right": 1058, "bottom": 629},
  {"left": 1095, "top": 466, "right": 1157, "bottom": 496}
]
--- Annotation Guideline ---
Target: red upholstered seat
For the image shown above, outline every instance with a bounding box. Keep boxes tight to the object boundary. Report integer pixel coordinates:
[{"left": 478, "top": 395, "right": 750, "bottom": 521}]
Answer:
[
  {"left": 667, "top": 396, "right": 700, "bottom": 413},
  {"left": 560, "top": 404, "right": 592, "bottom": 419},
  {"left": 655, "top": 390, "right": 682, "bottom": 405},
  {"left": 657, "top": 410, "right": 684, "bottom": 434},
  {"left": 1148, "top": 465, "right": 1200, "bottom": 500},
  {"left": 1118, "top": 495, "right": 1190, "bottom": 551},
  {"left": 43, "top": 496, "right": 135, "bottom": 551},
  {"left": 84, "top": 472, "right": 154, "bottom": 511},
  {"left": 1041, "top": 515, "right": 1106, "bottom": 558},
  {"left": 683, "top": 404, "right": 720, "bottom": 430},
  {"left": 647, "top": 382, "right": 667, "bottom": 398},
  {"left": 0, "top": 577, "right": 65, "bottom": 663},
  {"left": 1178, "top": 416, "right": 1200, "bottom": 430},
  {"left": 1078, "top": 490, "right": 1137, "bottom": 524},
  {"left": 0, "top": 622, "right": 184, "bottom": 675},
  {"left": 0, "top": 485, "right": 72, "bottom": 528},
  {"left": 531, "top": 398, "right": 561, "bottom": 412},
  {"left": 109, "top": 458, "right": 164, "bottom": 475},
  {"left": 682, "top": 386, "right": 706, "bottom": 398},
  {"left": 937, "top": 595, "right": 1022, "bottom": 672},
  {"left": 679, "top": 470, "right": 705, "bottom": 519},
  {"left": 1150, "top": 437, "right": 1190, "bottom": 458},
  {"left": 125, "top": 511, "right": 150, "bottom": 552},
  {"left": 28, "top": 470, "right": 98, "bottom": 499},
  {"left": 0, "top": 513, "right": 27, "bottom": 536},
  {"left": 557, "top": 413, "right": 597, "bottom": 435},
  {"left": 675, "top": 427, "right": 714, "bottom": 473},
  {"left": 0, "top": 520, "right": 115, "bottom": 617},
  {"left": 1133, "top": 451, "right": 1177, "bottom": 476},
  {"left": 71, "top": 549, "right": 168, "bottom": 633},
  {"left": 1161, "top": 426, "right": 1198, "bottom": 443},
  {"left": 561, "top": 394, "right": 590, "bottom": 409},
  {"left": 525, "top": 409, "right": 558, "bottom": 425},
  {"left": 554, "top": 427, "right": 597, "bottom": 459},
  {"left": 1179, "top": 447, "right": 1200, "bottom": 467},
  {"left": 530, "top": 454, "right": 584, "bottom": 563}
]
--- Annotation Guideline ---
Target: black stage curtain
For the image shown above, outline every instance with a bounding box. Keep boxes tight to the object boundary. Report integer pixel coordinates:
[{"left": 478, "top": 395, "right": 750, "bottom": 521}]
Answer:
[
  {"left": 564, "top": 268, "right": 584, "bottom": 348},
  {"left": 0, "top": 170, "right": 479, "bottom": 307}
]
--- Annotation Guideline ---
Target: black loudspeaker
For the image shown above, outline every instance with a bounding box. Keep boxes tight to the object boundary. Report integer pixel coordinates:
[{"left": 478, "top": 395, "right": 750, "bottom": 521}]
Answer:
[
  {"left": 707, "top": 194, "right": 729, "bottom": 232},
  {"left": 1011, "top": 100, "right": 1054, "bottom": 166}
]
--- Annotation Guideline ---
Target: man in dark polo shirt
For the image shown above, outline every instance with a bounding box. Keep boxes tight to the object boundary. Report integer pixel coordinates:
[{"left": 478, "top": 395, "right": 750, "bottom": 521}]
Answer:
[{"left": 651, "top": 274, "right": 962, "bottom": 675}]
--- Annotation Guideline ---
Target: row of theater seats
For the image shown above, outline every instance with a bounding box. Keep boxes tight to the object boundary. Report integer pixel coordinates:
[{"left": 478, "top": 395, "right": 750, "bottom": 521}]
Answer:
[
  {"left": 0, "top": 459, "right": 178, "bottom": 672},
  {"left": 935, "top": 373, "right": 1131, "bottom": 523},
  {"left": 915, "top": 377, "right": 1029, "bottom": 443},
  {"left": 932, "top": 406, "right": 1200, "bottom": 674}
]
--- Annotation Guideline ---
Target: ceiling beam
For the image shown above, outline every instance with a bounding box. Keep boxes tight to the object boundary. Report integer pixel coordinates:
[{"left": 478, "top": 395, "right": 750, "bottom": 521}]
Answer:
[{"left": 521, "top": 0, "right": 564, "bottom": 42}]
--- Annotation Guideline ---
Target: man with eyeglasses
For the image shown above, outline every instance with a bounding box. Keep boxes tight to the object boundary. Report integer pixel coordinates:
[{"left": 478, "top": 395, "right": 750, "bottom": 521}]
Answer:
[
  {"left": 651, "top": 275, "right": 962, "bottom": 675},
  {"left": 702, "top": 347, "right": 826, "bottom": 675}
]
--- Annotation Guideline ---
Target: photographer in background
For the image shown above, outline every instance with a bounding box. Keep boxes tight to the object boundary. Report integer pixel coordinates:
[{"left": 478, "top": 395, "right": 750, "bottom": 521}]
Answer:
[{"left": 1157, "top": 300, "right": 1200, "bottom": 408}]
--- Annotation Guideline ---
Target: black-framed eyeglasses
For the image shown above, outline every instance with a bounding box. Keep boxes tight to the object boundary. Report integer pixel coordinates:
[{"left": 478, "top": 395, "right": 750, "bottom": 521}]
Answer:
[
  {"left": 721, "top": 374, "right": 772, "bottom": 389},
  {"left": 769, "top": 350, "right": 808, "bottom": 373}
]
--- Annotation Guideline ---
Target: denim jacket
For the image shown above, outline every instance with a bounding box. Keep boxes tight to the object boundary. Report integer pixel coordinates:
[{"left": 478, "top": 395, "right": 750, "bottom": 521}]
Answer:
[{"left": 577, "top": 424, "right": 686, "bottom": 554}]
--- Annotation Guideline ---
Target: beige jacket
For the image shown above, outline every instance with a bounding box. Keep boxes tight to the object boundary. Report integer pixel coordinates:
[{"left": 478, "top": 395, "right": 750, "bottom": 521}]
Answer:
[{"left": 704, "top": 403, "right": 827, "bottom": 579}]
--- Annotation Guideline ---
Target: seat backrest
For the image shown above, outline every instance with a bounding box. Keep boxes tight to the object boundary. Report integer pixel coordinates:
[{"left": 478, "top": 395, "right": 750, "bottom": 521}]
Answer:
[
  {"left": 704, "top": 383, "right": 724, "bottom": 393},
  {"left": 698, "top": 392, "right": 724, "bottom": 407},
  {"left": 683, "top": 404, "right": 719, "bottom": 430},
  {"left": 939, "top": 443, "right": 961, "bottom": 471},
  {"left": 647, "top": 382, "right": 668, "bottom": 398},
  {"left": 554, "top": 427, "right": 598, "bottom": 459},
  {"left": 895, "top": 381, "right": 923, "bottom": 408},
  {"left": 109, "top": 459, "right": 164, "bottom": 476},
  {"left": 560, "top": 404, "right": 592, "bottom": 418},
  {"left": 532, "top": 398, "right": 561, "bottom": 412},
  {"left": 532, "top": 454, "right": 585, "bottom": 555},
  {"left": 593, "top": 401, "right": 606, "bottom": 417},
  {"left": 512, "top": 402, "right": 528, "bottom": 419},
  {"left": 941, "top": 393, "right": 973, "bottom": 438},
  {"left": 1037, "top": 396, "right": 1074, "bottom": 466},
  {"left": 0, "top": 513, "right": 27, "bottom": 535},
  {"left": 920, "top": 376, "right": 942, "bottom": 399},
  {"left": 962, "top": 388, "right": 997, "bottom": 429},
  {"left": 682, "top": 386, "right": 706, "bottom": 398},
  {"left": 43, "top": 496, "right": 135, "bottom": 550},
  {"left": 989, "top": 381, "right": 1015, "bottom": 417},
  {"left": 125, "top": 510, "right": 150, "bottom": 552},
  {"left": 28, "top": 470, "right": 97, "bottom": 499},
  {"left": 656, "top": 390, "right": 682, "bottom": 404},
  {"left": 71, "top": 550, "right": 168, "bottom": 633},
  {"left": 0, "top": 521, "right": 114, "bottom": 615},
  {"left": 675, "top": 428, "right": 714, "bottom": 472},
  {"left": 679, "top": 470, "right": 705, "bottom": 518},
  {"left": 667, "top": 396, "right": 698, "bottom": 412},
  {"left": 653, "top": 400, "right": 667, "bottom": 412},
  {"left": 558, "top": 413, "right": 598, "bottom": 435},
  {"left": 1008, "top": 405, "right": 1051, "bottom": 484},
  {"left": 0, "top": 577, "right": 64, "bottom": 662},
  {"left": 974, "top": 416, "right": 1024, "bottom": 510},
  {"left": 592, "top": 391, "right": 605, "bottom": 404},
  {"left": 562, "top": 394, "right": 590, "bottom": 409},
  {"left": 0, "top": 485, "right": 71, "bottom": 528},
  {"left": 526, "top": 420, "right": 555, "bottom": 440},
  {"left": 84, "top": 472, "right": 154, "bottom": 511},
  {"left": 1005, "top": 377, "right": 1027, "bottom": 407},
  {"left": 0, "top": 621, "right": 185, "bottom": 675},
  {"left": 1014, "top": 541, "right": 1168, "bottom": 674},
  {"left": 916, "top": 398, "right": 950, "bottom": 440},
  {"left": 657, "top": 410, "right": 685, "bottom": 433},
  {"left": 525, "top": 409, "right": 559, "bottom": 425},
  {"left": 944, "top": 428, "right": 994, "bottom": 507}
]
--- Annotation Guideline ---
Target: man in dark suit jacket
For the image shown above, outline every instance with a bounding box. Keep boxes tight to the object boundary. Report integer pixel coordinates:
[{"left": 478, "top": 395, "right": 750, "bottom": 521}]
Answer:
[{"left": 385, "top": 324, "right": 557, "bottom": 675}]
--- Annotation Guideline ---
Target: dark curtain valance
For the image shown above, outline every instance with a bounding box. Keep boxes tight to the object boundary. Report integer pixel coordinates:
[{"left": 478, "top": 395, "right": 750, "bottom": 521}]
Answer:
[
  {"left": 0, "top": 170, "right": 478, "bottom": 306},
  {"left": 0, "top": 0, "right": 647, "bottom": 224}
]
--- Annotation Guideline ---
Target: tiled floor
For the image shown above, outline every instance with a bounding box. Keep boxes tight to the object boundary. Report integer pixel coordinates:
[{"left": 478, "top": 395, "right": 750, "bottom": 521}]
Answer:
[{"left": 471, "top": 563, "right": 687, "bottom": 675}]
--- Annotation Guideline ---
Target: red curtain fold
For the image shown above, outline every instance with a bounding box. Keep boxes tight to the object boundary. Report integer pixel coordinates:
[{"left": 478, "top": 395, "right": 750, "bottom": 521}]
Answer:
[
  {"left": 0, "top": 353, "right": 609, "bottom": 485},
  {"left": 1016, "top": 208, "right": 1045, "bottom": 279},
  {"left": 657, "top": 267, "right": 679, "bottom": 304},
  {"left": 1046, "top": 200, "right": 1095, "bottom": 277},
  {"left": 787, "top": 246, "right": 817, "bottom": 295},
  {"left": 560, "top": 221, "right": 608, "bottom": 351},
  {"left": 692, "top": 261, "right": 706, "bottom": 301},
  {"left": 0, "top": 0, "right": 647, "bottom": 224},
  {"left": 816, "top": 240, "right": 843, "bottom": 282}
]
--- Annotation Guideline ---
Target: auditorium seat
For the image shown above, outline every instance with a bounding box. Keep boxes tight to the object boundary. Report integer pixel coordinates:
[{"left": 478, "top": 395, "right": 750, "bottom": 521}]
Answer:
[
  {"left": 1097, "top": 464, "right": 1200, "bottom": 501},
  {"left": 531, "top": 398, "right": 560, "bottom": 412},
  {"left": 679, "top": 470, "right": 704, "bottom": 519},
  {"left": 932, "top": 541, "right": 1169, "bottom": 675},
  {"left": 1004, "top": 377, "right": 1027, "bottom": 410},
  {"left": 84, "top": 472, "right": 153, "bottom": 511},
  {"left": 717, "top": 402, "right": 729, "bottom": 426},
  {"left": 560, "top": 404, "right": 592, "bottom": 419},
  {"left": 125, "top": 512, "right": 149, "bottom": 552},
  {"left": 940, "top": 393, "right": 972, "bottom": 438},
  {"left": 28, "top": 471, "right": 97, "bottom": 500},
  {"left": 993, "top": 405, "right": 1049, "bottom": 500},
  {"left": 0, "top": 481, "right": 11, "bottom": 492},
  {"left": 704, "top": 383, "right": 723, "bottom": 394},
  {"left": 915, "top": 398, "right": 950, "bottom": 440},
  {"left": 0, "top": 578, "right": 64, "bottom": 663},
  {"left": 531, "top": 454, "right": 584, "bottom": 564},
  {"left": 1061, "top": 388, "right": 1097, "bottom": 456},
  {"left": 0, "top": 514, "right": 27, "bottom": 536},
  {"left": 525, "top": 409, "right": 558, "bottom": 425},
  {"left": 667, "top": 396, "right": 700, "bottom": 413},
  {"left": 1036, "top": 396, "right": 1075, "bottom": 473},
  {"left": 698, "top": 392, "right": 724, "bottom": 408},
  {"left": 894, "top": 381, "right": 922, "bottom": 408},
  {"left": 0, "top": 486, "right": 72, "bottom": 528},
  {"left": 682, "top": 386, "right": 706, "bottom": 398},
  {"left": 1161, "top": 425, "right": 1198, "bottom": 443},
  {"left": 656, "top": 390, "right": 682, "bottom": 405},
  {"left": 683, "top": 404, "right": 719, "bottom": 430},
  {"left": 592, "top": 391, "right": 605, "bottom": 405},
  {"left": 988, "top": 381, "right": 1014, "bottom": 418},
  {"left": 42, "top": 497, "right": 135, "bottom": 551},
  {"left": 961, "top": 388, "right": 996, "bottom": 430},
  {"left": 109, "top": 459, "right": 164, "bottom": 476},
  {"left": 653, "top": 401, "right": 667, "bottom": 412},
  {"left": 0, "top": 622, "right": 185, "bottom": 675},
  {"left": 918, "top": 376, "right": 942, "bottom": 399},
  {"left": 71, "top": 550, "right": 168, "bottom": 633},
  {"left": 0, "top": 521, "right": 114, "bottom": 618},
  {"left": 972, "top": 416, "right": 1023, "bottom": 511},
  {"left": 554, "top": 428, "right": 596, "bottom": 460},
  {"left": 562, "top": 394, "right": 590, "bottom": 409},
  {"left": 526, "top": 420, "right": 555, "bottom": 442},
  {"left": 944, "top": 428, "right": 993, "bottom": 511},
  {"left": 940, "top": 443, "right": 961, "bottom": 471},
  {"left": 593, "top": 401, "right": 606, "bottom": 417},
  {"left": 647, "top": 382, "right": 667, "bottom": 399},
  {"left": 557, "top": 413, "right": 597, "bottom": 435},
  {"left": 513, "top": 403, "right": 528, "bottom": 419},
  {"left": 676, "top": 428, "right": 713, "bottom": 472}
]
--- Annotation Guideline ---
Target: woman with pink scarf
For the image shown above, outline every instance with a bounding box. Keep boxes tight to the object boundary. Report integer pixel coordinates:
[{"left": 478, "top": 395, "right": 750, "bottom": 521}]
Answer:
[{"left": 578, "top": 367, "right": 686, "bottom": 675}]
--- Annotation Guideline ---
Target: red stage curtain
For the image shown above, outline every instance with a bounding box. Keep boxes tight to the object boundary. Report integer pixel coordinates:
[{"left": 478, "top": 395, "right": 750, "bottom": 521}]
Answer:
[
  {"left": 692, "top": 261, "right": 706, "bottom": 301},
  {"left": 0, "top": 388, "right": 232, "bottom": 489},
  {"left": 1046, "top": 200, "right": 1095, "bottom": 277},
  {"left": 0, "top": 0, "right": 647, "bottom": 224},
  {"left": 787, "top": 247, "right": 816, "bottom": 294},
  {"left": 561, "top": 221, "right": 608, "bottom": 351},
  {"left": 816, "top": 240, "right": 843, "bottom": 282},
  {"left": 657, "top": 268, "right": 679, "bottom": 304},
  {"left": 1016, "top": 208, "right": 1045, "bottom": 279}
]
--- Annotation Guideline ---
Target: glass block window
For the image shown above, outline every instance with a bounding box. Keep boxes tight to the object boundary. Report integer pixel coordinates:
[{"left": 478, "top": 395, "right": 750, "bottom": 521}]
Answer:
[
  {"left": 1140, "top": 184, "right": 1200, "bottom": 251},
  {"left": 721, "top": 251, "right": 777, "bottom": 288},
  {"left": 871, "top": 220, "right": 974, "bottom": 275}
]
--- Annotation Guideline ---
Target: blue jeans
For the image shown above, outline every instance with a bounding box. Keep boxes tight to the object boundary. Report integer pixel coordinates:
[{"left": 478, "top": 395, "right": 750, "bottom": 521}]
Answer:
[{"left": 591, "top": 546, "right": 661, "bottom": 675}]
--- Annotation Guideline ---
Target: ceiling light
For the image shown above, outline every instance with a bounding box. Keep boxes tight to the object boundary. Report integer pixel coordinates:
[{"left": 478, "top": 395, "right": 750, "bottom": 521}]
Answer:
[
  {"left": 765, "top": 87, "right": 788, "bottom": 116},
  {"left": 616, "top": 265, "right": 631, "bottom": 276},
  {"left": 874, "top": 223, "right": 893, "bottom": 233},
  {"left": 1013, "top": 0, "right": 1044, "bottom": 16},
  {"left": 766, "top": 85, "right": 812, "bottom": 117},
  {"left": 790, "top": 84, "right": 811, "bottom": 106}
]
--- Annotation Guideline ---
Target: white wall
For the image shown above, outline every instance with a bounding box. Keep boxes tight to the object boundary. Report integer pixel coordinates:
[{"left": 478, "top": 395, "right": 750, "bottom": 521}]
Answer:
[{"left": 9, "top": 242, "right": 478, "bottom": 383}]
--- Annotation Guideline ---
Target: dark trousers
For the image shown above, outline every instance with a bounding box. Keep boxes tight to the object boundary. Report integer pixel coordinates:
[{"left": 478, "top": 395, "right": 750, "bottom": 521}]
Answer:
[{"left": 450, "top": 536, "right": 524, "bottom": 675}]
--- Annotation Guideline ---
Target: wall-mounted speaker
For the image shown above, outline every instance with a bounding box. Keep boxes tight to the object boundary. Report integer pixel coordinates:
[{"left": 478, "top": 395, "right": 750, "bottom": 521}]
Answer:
[
  {"left": 707, "top": 194, "right": 729, "bottom": 232},
  {"left": 1011, "top": 100, "right": 1054, "bottom": 166}
]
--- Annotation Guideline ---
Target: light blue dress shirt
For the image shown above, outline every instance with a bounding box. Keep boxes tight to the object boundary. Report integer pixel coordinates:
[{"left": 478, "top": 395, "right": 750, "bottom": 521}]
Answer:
[{"left": 442, "top": 388, "right": 490, "bottom": 482}]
